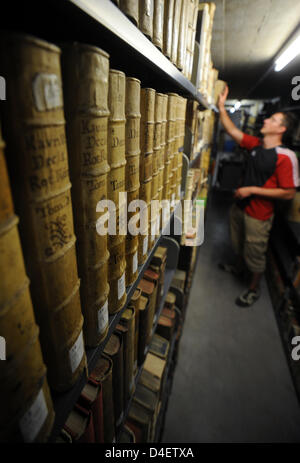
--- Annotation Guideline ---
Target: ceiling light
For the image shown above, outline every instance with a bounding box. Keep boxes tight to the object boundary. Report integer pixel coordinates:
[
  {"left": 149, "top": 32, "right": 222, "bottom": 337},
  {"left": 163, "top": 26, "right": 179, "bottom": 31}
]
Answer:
[{"left": 275, "top": 35, "right": 300, "bottom": 72}]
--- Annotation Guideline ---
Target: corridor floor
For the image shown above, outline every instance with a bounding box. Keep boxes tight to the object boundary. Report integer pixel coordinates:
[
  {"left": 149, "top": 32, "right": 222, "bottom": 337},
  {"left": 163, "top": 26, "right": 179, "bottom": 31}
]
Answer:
[{"left": 162, "top": 190, "right": 300, "bottom": 443}]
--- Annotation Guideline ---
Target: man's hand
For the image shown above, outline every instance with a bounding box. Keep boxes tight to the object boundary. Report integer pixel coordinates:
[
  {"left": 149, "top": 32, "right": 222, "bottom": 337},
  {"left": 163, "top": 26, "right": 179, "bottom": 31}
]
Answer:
[
  {"left": 234, "top": 187, "right": 254, "bottom": 199},
  {"left": 218, "top": 84, "right": 229, "bottom": 109}
]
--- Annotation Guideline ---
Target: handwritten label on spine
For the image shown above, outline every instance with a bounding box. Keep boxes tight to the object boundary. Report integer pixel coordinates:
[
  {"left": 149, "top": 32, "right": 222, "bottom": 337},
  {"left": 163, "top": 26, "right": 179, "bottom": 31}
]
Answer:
[
  {"left": 19, "top": 389, "right": 48, "bottom": 442},
  {"left": 118, "top": 272, "right": 125, "bottom": 300},
  {"left": 98, "top": 299, "right": 108, "bottom": 334},
  {"left": 69, "top": 331, "right": 84, "bottom": 374}
]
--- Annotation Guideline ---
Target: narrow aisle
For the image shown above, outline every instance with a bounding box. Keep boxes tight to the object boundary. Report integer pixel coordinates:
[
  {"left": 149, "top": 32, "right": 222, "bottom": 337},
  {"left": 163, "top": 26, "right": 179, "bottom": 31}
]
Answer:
[{"left": 162, "top": 190, "right": 300, "bottom": 443}]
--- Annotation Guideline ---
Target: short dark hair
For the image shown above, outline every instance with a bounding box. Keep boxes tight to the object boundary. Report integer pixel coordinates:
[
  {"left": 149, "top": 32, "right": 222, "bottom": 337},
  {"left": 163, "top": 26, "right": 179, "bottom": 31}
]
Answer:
[{"left": 279, "top": 111, "right": 299, "bottom": 141}]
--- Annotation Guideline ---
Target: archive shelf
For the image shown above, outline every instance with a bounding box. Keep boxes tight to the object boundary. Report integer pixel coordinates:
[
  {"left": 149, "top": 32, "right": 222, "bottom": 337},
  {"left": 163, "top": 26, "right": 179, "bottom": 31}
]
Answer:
[
  {"left": 48, "top": 204, "right": 181, "bottom": 442},
  {"left": 117, "top": 237, "right": 180, "bottom": 441},
  {"left": 0, "top": 0, "right": 217, "bottom": 111}
]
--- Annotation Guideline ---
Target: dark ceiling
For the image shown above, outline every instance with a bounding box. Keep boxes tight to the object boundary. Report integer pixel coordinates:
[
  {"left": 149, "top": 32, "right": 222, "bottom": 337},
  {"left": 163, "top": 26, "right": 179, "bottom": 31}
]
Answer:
[{"left": 210, "top": 0, "right": 300, "bottom": 105}]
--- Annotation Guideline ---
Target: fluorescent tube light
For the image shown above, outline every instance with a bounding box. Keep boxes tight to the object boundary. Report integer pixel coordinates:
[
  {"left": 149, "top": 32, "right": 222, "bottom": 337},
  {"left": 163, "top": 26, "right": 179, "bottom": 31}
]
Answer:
[{"left": 275, "top": 35, "right": 300, "bottom": 71}]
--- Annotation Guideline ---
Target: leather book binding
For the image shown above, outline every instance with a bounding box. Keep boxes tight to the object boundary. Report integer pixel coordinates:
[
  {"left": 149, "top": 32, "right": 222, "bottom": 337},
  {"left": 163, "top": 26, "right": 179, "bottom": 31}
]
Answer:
[
  {"left": 0, "top": 124, "right": 54, "bottom": 442},
  {"left": 0, "top": 33, "right": 86, "bottom": 393},
  {"left": 103, "top": 332, "right": 124, "bottom": 429},
  {"left": 62, "top": 42, "right": 110, "bottom": 348},
  {"left": 90, "top": 354, "right": 116, "bottom": 443}
]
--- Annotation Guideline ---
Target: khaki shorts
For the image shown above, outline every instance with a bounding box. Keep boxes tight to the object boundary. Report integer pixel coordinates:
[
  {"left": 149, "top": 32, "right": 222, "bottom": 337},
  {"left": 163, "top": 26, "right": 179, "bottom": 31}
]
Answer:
[{"left": 229, "top": 203, "right": 274, "bottom": 273}]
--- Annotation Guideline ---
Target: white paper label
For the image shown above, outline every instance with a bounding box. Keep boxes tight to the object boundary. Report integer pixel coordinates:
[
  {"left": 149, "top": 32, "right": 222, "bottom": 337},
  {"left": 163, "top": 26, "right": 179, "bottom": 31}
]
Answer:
[
  {"left": 132, "top": 251, "right": 138, "bottom": 274},
  {"left": 143, "top": 236, "right": 148, "bottom": 255},
  {"left": 32, "top": 73, "right": 63, "bottom": 111},
  {"left": 69, "top": 331, "right": 84, "bottom": 374},
  {"left": 118, "top": 272, "right": 125, "bottom": 300},
  {"left": 19, "top": 389, "right": 48, "bottom": 443},
  {"left": 97, "top": 299, "right": 108, "bottom": 334}
]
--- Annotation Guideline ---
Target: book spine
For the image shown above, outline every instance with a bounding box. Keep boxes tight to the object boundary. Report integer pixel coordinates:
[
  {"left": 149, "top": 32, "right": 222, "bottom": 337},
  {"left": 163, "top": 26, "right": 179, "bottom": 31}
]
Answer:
[
  {"left": 150, "top": 92, "right": 163, "bottom": 248},
  {"left": 108, "top": 70, "right": 127, "bottom": 314},
  {"left": 153, "top": 0, "right": 164, "bottom": 50},
  {"left": 167, "top": 93, "right": 178, "bottom": 207},
  {"left": 119, "top": 0, "right": 139, "bottom": 26},
  {"left": 183, "top": 0, "right": 193, "bottom": 78},
  {"left": 104, "top": 333, "right": 125, "bottom": 429},
  {"left": 62, "top": 43, "right": 110, "bottom": 348},
  {"left": 176, "top": 0, "right": 188, "bottom": 71},
  {"left": 125, "top": 77, "right": 141, "bottom": 286},
  {"left": 120, "top": 307, "right": 136, "bottom": 401},
  {"left": 139, "top": 0, "right": 154, "bottom": 40},
  {"left": 0, "top": 126, "right": 54, "bottom": 442},
  {"left": 170, "top": 0, "right": 182, "bottom": 65},
  {"left": 139, "top": 88, "right": 155, "bottom": 265},
  {"left": 1, "top": 33, "right": 86, "bottom": 392},
  {"left": 91, "top": 355, "right": 116, "bottom": 443},
  {"left": 163, "top": 0, "right": 175, "bottom": 58},
  {"left": 188, "top": 0, "right": 199, "bottom": 80},
  {"left": 161, "top": 94, "right": 170, "bottom": 200}
]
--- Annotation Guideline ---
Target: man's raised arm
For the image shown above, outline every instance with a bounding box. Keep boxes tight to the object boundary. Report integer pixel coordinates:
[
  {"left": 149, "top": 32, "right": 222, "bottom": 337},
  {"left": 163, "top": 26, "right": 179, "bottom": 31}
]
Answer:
[{"left": 218, "top": 85, "right": 244, "bottom": 145}]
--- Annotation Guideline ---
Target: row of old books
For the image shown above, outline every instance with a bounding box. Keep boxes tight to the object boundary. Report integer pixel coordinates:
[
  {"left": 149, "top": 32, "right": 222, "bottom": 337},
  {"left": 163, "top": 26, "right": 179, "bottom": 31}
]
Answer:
[
  {"left": 115, "top": 0, "right": 199, "bottom": 80},
  {"left": 193, "top": 2, "right": 216, "bottom": 102},
  {"left": 0, "top": 32, "right": 187, "bottom": 443},
  {"left": 57, "top": 246, "right": 181, "bottom": 442}
]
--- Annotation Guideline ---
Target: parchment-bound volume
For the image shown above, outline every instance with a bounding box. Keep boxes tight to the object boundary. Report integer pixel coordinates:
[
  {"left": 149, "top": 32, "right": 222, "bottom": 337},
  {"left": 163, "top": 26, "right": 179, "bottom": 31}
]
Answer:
[
  {"left": 0, "top": 125, "right": 54, "bottom": 442},
  {"left": 139, "top": 88, "right": 155, "bottom": 264},
  {"left": 167, "top": 93, "right": 178, "bottom": 206},
  {"left": 63, "top": 403, "right": 95, "bottom": 443},
  {"left": 62, "top": 43, "right": 110, "bottom": 348},
  {"left": 186, "top": 0, "right": 198, "bottom": 80},
  {"left": 130, "top": 288, "right": 142, "bottom": 375},
  {"left": 78, "top": 378, "right": 104, "bottom": 443},
  {"left": 125, "top": 77, "right": 141, "bottom": 286},
  {"left": 139, "top": 0, "right": 154, "bottom": 40},
  {"left": 137, "top": 295, "right": 149, "bottom": 365},
  {"left": 0, "top": 33, "right": 87, "bottom": 392},
  {"left": 127, "top": 400, "right": 152, "bottom": 442},
  {"left": 161, "top": 94, "right": 170, "bottom": 201},
  {"left": 163, "top": 0, "right": 175, "bottom": 58},
  {"left": 138, "top": 278, "right": 157, "bottom": 348},
  {"left": 120, "top": 306, "right": 136, "bottom": 401},
  {"left": 140, "top": 88, "right": 156, "bottom": 183},
  {"left": 171, "top": 0, "right": 182, "bottom": 65},
  {"left": 120, "top": 0, "right": 139, "bottom": 26},
  {"left": 108, "top": 70, "right": 127, "bottom": 314},
  {"left": 90, "top": 354, "right": 116, "bottom": 443},
  {"left": 177, "top": 0, "right": 188, "bottom": 71},
  {"left": 153, "top": 0, "right": 164, "bottom": 50},
  {"left": 103, "top": 332, "right": 124, "bottom": 429},
  {"left": 150, "top": 92, "right": 163, "bottom": 247}
]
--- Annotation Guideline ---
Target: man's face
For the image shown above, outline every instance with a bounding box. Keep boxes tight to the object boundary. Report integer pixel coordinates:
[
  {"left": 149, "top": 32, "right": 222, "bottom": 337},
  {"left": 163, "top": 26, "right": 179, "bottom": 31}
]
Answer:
[{"left": 260, "top": 112, "right": 286, "bottom": 136}]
